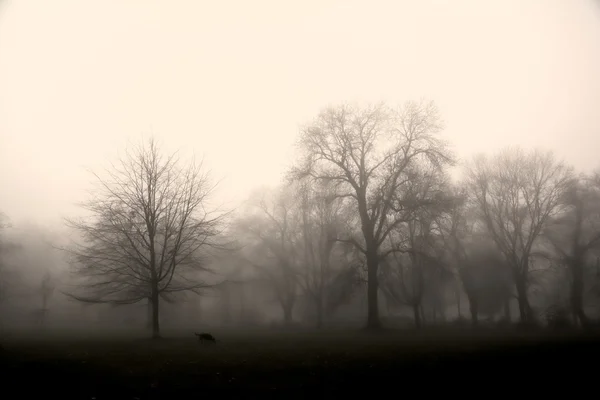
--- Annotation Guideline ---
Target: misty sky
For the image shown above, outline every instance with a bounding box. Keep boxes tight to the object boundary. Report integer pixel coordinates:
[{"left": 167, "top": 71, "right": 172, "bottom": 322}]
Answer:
[{"left": 1, "top": 0, "right": 599, "bottom": 227}]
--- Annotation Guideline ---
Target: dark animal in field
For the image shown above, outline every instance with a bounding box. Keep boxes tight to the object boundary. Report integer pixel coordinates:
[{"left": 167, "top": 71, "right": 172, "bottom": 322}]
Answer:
[{"left": 195, "top": 332, "right": 217, "bottom": 344}]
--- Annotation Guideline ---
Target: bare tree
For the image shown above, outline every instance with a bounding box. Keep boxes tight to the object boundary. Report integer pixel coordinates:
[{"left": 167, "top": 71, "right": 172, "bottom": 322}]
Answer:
[
  {"left": 33, "top": 270, "right": 56, "bottom": 328},
  {"left": 459, "top": 241, "right": 512, "bottom": 325},
  {"left": 544, "top": 173, "right": 600, "bottom": 328},
  {"left": 433, "top": 185, "right": 471, "bottom": 319},
  {"left": 296, "top": 180, "right": 350, "bottom": 328},
  {"left": 63, "top": 138, "right": 227, "bottom": 338},
  {"left": 466, "top": 147, "right": 573, "bottom": 323},
  {"left": 379, "top": 169, "right": 450, "bottom": 328},
  {"left": 292, "top": 101, "right": 453, "bottom": 329},
  {"left": 236, "top": 186, "right": 301, "bottom": 325}
]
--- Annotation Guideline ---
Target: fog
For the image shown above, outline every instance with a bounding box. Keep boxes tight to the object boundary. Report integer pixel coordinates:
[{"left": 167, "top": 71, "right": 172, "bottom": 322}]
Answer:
[
  {"left": 1, "top": 1, "right": 600, "bottom": 395},
  {"left": 1, "top": 0, "right": 600, "bottom": 227}
]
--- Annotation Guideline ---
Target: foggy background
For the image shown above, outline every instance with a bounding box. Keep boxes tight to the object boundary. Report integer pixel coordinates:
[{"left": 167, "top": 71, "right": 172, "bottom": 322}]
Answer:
[
  {"left": 1, "top": 0, "right": 599, "bottom": 227},
  {"left": 1, "top": 0, "right": 600, "bottom": 337}
]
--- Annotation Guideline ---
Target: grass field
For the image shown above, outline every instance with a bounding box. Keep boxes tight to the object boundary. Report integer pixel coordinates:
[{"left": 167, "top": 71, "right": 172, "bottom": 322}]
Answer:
[{"left": 1, "top": 328, "right": 598, "bottom": 398}]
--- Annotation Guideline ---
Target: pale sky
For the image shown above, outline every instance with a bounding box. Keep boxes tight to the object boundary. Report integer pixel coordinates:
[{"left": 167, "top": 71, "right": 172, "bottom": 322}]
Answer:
[{"left": 1, "top": 0, "right": 599, "bottom": 227}]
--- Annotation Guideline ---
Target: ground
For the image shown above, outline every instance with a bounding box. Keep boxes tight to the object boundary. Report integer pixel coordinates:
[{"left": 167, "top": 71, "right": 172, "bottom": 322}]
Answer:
[{"left": 0, "top": 327, "right": 598, "bottom": 398}]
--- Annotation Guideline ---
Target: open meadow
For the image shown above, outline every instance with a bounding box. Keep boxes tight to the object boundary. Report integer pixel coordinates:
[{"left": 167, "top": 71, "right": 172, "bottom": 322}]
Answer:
[{"left": 1, "top": 327, "right": 598, "bottom": 398}]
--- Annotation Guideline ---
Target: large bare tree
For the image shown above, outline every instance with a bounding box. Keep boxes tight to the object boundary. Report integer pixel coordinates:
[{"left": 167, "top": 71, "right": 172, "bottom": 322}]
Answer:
[
  {"left": 63, "top": 138, "right": 227, "bottom": 338},
  {"left": 466, "top": 147, "right": 572, "bottom": 323},
  {"left": 292, "top": 101, "right": 453, "bottom": 329}
]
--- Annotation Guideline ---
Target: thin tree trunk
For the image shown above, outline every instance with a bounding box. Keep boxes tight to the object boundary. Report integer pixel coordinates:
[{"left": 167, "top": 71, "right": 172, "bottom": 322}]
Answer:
[
  {"left": 146, "top": 298, "right": 152, "bottom": 330},
  {"left": 455, "top": 283, "right": 462, "bottom": 318},
  {"left": 466, "top": 292, "right": 478, "bottom": 326},
  {"left": 283, "top": 302, "right": 293, "bottom": 326},
  {"left": 151, "top": 290, "right": 160, "bottom": 339},
  {"left": 504, "top": 298, "right": 511, "bottom": 321},
  {"left": 315, "top": 295, "right": 324, "bottom": 329},
  {"left": 413, "top": 304, "right": 422, "bottom": 329},
  {"left": 437, "top": 296, "right": 446, "bottom": 322},
  {"left": 366, "top": 250, "right": 381, "bottom": 330},
  {"left": 514, "top": 271, "right": 532, "bottom": 323},
  {"left": 571, "top": 263, "right": 590, "bottom": 329}
]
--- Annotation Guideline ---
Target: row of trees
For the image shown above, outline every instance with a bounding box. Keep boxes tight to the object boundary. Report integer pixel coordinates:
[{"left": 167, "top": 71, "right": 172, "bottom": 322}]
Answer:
[
  {"left": 2, "top": 100, "right": 599, "bottom": 337},
  {"left": 233, "top": 101, "right": 600, "bottom": 330},
  {"left": 233, "top": 181, "right": 363, "bottom": 328}
]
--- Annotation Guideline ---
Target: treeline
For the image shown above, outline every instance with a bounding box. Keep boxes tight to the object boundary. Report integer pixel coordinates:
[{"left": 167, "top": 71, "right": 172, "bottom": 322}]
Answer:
[
  {"left": 1, "top": 100, "right": 599, "bottom": 337},
  {"left": 233, "top": 101, "right": 600, "bottom": 331}
]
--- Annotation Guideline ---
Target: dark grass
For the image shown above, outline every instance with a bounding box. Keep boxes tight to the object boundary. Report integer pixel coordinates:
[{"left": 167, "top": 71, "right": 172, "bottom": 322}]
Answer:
[{"left": 1, "top": 327, "right": 599, "bottom": 398}]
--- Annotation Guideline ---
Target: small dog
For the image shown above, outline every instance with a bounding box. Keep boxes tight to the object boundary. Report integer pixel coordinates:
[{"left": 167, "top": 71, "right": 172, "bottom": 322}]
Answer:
[{"left": 195, "top": 332, "right": 217, "bottom": 344}]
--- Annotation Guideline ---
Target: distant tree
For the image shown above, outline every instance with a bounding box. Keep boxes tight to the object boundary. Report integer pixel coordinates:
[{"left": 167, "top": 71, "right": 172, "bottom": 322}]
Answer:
[
  {"left": 459, "top": 241, "right": 512, "bottom": 325},
  {"left": 0, "top": 212, "right": 8, "bottom": 303},
  {"left": 324, "top": 266, "right": 364, "bottom": 318},
  {"left": 466, "top": 147, "right": 572, "bottom": 323},
  {"left": 544, "top": 173, "right": 600, "bottom": 328},
  {"left": 379, "top": 168, "right": 451, "bottom": 328},
  {"left": 433, "top": 185, "right": 471, "bottom": 318},
  {"left": 32, "top": 270, "right": 55, "bottom": 328},
  {"left": 0, "top": 212, "right": 17, "bottom": 304},
  {"left": 63, "top": 138, "right": 228, "bottom": 338},
  {"left": 236, "top": 186, "right": 301, "bottom": 325},
  {"left": 0, "top": 212, "right": 8, "bottom": 230},
  {"left": 296, "top": 180, "right": 351, "bottom": 328},
  {"left": 292, "top": 101, "right": 454, "bottom": 329}
]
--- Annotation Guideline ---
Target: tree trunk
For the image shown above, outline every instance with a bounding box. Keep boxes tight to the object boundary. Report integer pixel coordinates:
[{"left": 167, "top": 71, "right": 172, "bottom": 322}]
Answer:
[
  {"left": 151, "top": 290, "right": 160, "bottom": 339},
  {"left": 571, "top": 263, "right": 591, "bottom": 329},
  {"left": 146, "top": 298, "right": 153, "bottom": 330},
  {"left": 514, "top": 277, "right": 532, "bottom": 323},
  {"left": 470, "top": 299, "right": 478, "bottom": 326},
  {"left": 413, "top": 303, "right": 422, "bottom": 329},
  {"left": 465, "top": 291, "right": 478, "bottom": 326},
  {"left": 455, "top": 283, "right": 462, "bottom": 318},
  {"left": 503, "top": 298, "right": 511, "bottom": 321},
  {"left": 366, "top": 250, "right": 381, "bottom": 330},
  {"left": 437, "top": 296, "right": 446, "bottom": 322},
  {"left": 283, "top": 302, "right": 293, "bottom": 326},
  {"left": 315, "top": 295, "right": 324, "bottom": 329}
]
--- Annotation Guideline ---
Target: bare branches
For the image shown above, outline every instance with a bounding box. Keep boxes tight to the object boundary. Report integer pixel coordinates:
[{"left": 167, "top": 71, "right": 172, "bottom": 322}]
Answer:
[
  {"left": 466, "top": 148, "right": 573, "bottom": 272},
  {"left": 235, "top": 185, "right": 301, "bottom": 322},
  {"left": 292, "top": 100, "right": 453, "bottom": 253},
  {"left": 62, "top": 137, "right": 227, "bottom": 310},
  {"left": 290, "top": 100, "right": 453, "bottom": 328},
  {"left": 465, "top": 147, "right": 573, "bottom": 322}
]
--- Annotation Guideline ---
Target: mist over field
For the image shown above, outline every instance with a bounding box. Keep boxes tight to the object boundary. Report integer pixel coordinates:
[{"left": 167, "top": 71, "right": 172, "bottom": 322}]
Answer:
[{"left": 1, "top": 0, "right": 600, "bottom": 397}]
